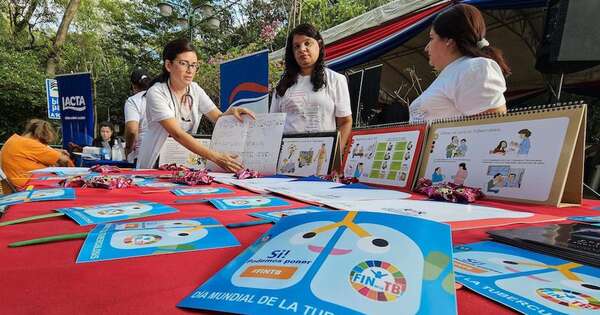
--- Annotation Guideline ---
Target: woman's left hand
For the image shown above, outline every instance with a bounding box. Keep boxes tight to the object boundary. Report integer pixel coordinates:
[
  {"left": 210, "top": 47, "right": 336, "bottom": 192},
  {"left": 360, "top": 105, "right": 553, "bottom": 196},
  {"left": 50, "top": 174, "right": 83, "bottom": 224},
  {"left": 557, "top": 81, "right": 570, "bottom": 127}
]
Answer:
[{"left": 223, "top": 107, "right": 256, "bottom": 122}]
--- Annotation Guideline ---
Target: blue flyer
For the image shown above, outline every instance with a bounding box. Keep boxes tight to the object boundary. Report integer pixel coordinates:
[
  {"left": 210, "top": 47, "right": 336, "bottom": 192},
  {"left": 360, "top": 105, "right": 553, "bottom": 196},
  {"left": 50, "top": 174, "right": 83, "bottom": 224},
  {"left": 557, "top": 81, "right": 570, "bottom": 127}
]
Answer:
[
  {"left": 179, "top": 211, "right": 456, "bottom": 314},
  {"left": 172, "top": 187, "right": 234, "bottom": 196},
  {"left": 57, "top": 201, "right": 178, "bottom": 226},
  {"left": 77, "top": 217, "right": 239, "bottom": 263},
  {"left": 0, "top": 188, "right": 76, "bottom": 206},
  {"left": 249, "top": 206, "right": 330, "bottom": 222},
  {"left": 454, "top": 241, "right": 600, "bottom": 314},
  {"left": 210, "top": 196, "right": 291, "bottom": 211},
  {"left": 135, "top": 178, "right": 183, "bottom": 188},
  {"left": 568, "top": 216, "right": 600, "bottom": 226}
]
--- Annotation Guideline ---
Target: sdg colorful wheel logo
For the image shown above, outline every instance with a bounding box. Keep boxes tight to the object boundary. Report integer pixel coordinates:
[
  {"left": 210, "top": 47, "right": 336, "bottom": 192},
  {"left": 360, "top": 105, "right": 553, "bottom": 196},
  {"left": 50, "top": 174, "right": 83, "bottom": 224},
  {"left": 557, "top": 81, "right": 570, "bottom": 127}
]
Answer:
[
  {"left": 349, "top": 260, "right": 406, "bottom": 301},
  {"left": 536, "top": 288, "right": 600, "bottom": 310}
]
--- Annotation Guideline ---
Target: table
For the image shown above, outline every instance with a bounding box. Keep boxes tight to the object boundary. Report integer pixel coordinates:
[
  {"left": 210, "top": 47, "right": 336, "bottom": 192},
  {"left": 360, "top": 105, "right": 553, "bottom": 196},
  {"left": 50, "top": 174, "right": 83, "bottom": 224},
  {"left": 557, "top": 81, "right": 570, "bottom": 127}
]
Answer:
[{"left": 1, "top": 172, "right": 599, "bottom": 314}]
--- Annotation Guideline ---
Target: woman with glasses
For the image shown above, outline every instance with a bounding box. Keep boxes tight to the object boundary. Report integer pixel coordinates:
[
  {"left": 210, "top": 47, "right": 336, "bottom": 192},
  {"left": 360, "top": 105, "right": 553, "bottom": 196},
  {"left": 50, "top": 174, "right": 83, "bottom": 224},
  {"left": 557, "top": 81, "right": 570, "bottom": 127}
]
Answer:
[
  {"left": 270, "top": 23, "right": 352, "bottom": 152},
  {"left": 137, "top": 38, "right": 254, "bottom": 171}
]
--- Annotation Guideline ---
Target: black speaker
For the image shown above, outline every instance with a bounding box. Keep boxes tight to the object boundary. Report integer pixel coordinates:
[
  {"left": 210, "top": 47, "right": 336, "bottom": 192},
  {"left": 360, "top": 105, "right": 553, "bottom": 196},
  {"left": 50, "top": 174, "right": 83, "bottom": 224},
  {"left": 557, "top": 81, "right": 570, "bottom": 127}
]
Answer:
[{"left": 535, "top": 0, "right": 600, "bottom": 74}]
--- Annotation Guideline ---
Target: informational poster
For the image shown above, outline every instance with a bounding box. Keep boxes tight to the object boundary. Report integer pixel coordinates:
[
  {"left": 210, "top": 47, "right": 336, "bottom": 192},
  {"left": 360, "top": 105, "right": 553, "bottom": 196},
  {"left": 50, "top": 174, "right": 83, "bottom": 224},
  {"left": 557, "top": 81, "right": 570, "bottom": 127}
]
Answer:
[
  {"left": 179, "top": 211, "right": 456, "bottom": 314},
  {"left": 326, "top": 199, "right": 563, "bottom": 231},
  {"left": 57, "top": 201, "right": 178, "bottom": 226},
  {"left": 171, "top": 187, "right": 234, "bottom": 196},
  {"left": 77, "top": 217, "right": 239, "bottom": 263},
  {"left": 158, "top": 136, "right": 211, "bottom": 169},
  {"left": 220, "top": 50, "right": 269, "bottom": 113},
  {"left": 422, "top": 118, "right": 569, "bottom": 202},
  {"left": 209, "top": 196, "right": 291, "bottom": 211},
  {"left": 209, "top": 113, "right": 286, "bottom": 175},
  {"left": 454, "top": 241, "right": 600, "bottom": 314},
  {"left": 0, "top": 188, "right": 76, "bottom": 207},
  {"left": 249, "top": 206, "right": 330, "bottom": 222},
  {"left": 277, "top": 133, "right": 337, "bottom": 177}
]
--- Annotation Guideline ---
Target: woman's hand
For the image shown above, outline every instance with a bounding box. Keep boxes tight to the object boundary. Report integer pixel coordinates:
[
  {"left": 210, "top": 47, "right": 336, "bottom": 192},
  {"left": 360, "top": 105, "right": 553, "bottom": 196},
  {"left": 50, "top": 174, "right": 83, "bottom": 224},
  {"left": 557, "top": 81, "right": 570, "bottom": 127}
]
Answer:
[
  {"left": 210, "top": 151, "right": 244, "bottom": 173},
  {"left": 223, "top": 106, "right": 256, "bottom": 122}
]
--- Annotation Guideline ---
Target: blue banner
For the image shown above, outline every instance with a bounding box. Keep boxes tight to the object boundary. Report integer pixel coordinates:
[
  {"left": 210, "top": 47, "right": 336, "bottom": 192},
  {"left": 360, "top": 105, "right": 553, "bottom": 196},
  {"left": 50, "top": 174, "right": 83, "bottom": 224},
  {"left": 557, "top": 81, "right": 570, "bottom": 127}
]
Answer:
[
  {"left": 56, "top": 73, "right": 95, "bottom": 148},
  {"left": 45, "top": 79, "right": 60, "bottom": 120},
  {"left": 220, "top": 50, "right": 269, "bottom": 113}
]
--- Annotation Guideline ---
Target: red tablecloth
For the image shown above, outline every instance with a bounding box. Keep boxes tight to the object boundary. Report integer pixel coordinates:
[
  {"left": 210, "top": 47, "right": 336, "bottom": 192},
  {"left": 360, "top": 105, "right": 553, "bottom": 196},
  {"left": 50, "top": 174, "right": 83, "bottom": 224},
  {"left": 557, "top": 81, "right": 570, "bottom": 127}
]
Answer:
[{"left": 1, "top": 173, "right": 599, "bottom": 314}]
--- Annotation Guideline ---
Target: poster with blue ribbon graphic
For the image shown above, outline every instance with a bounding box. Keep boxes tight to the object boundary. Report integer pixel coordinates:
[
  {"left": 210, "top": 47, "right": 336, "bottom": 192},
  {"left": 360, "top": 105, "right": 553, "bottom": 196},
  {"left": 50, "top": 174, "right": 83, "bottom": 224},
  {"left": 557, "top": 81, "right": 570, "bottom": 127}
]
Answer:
[
  {"left": 45, "top": 79, "right": 60, "bottom": 120},
  {"left": 56, "top": 72, "right": 95, "bottom": 148},
  {"left": 220, "top": 50, "right": 269, "bottom": 113},
  {"left": 179, "top": 211, "right": 456, "bottom": 314}
]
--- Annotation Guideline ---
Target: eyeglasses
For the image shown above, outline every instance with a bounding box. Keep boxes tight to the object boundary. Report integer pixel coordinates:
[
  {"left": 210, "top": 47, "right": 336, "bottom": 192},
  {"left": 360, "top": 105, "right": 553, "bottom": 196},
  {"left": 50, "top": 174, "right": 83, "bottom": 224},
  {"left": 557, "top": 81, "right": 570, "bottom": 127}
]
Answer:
[{"left": 174, "top": 59, "right": 199, "bottom": 72}]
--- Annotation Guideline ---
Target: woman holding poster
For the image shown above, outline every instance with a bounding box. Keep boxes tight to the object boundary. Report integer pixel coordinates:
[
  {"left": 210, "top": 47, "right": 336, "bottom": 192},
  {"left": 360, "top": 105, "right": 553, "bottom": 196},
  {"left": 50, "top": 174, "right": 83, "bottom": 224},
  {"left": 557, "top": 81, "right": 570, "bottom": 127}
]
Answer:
[
  {"left": 409, "top": 4, "right": 509, "bottom": 122},
  {"left": 137, "top": 38, "right": 254, "bottom": 170},
  {"left": 270, "top": 24, "right": 353, "bottom": 151}
]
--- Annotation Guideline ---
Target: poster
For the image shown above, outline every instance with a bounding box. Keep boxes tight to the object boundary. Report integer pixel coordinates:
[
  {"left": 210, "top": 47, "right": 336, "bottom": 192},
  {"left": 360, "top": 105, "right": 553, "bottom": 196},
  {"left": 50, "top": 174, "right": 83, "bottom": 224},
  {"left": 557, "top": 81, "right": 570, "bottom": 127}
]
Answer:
[
  {"left": 0, "top": 188, "right": 76, "bottom": 207},
  {"left": 277, "top": 135, "right": 336, "bottom": 177},
  {"left": 227, "top": 176, "right": 296, "bottom": 194},
  {"left": 326, "top": 199, "right": 562, "bottom": 231},
  {"left": 179, "top": 211, "right": 456, "bottom": 314},
  {"left": 209, "top": 113, "right": 286, "bottom": 175},
  {"left": 56, "top": 72, "right": 95, "bottom": 147},
  {"left": 171, "top": 187, "right": 234, "bottom": 196},
  {"left": 422, "top": 118, "right": 568, "bottom": 201},
  {"left": 454, "top": 241, "right": 600, "bottom": 314},
  {"left": 77, "top": 217, "right": 239, "bottom": 263},
  {"left": 158, "top": 137, "right": 211, "bottom": 169},
  {"left": 57, "top": 201, "right": 178, "bottom": 226},
  {"left": 345, "top": 130, "right": 421, "bottom": 189},
  {"left": 249, "top": 206, "right": 330, "bottom": 222},
  {"left": 210, "top": 196, "right": 291, "bottom": 211},
  {"left": 220, "top": 50, "right": 269, "bottom": 113}
]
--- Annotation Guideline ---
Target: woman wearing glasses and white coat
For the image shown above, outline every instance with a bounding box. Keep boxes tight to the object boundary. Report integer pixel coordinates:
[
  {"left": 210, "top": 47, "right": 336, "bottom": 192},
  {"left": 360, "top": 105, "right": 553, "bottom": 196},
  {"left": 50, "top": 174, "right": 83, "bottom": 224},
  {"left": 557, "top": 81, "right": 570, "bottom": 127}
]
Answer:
[{"left": 137, "top": 38, "right": 254, "bottom": 171}]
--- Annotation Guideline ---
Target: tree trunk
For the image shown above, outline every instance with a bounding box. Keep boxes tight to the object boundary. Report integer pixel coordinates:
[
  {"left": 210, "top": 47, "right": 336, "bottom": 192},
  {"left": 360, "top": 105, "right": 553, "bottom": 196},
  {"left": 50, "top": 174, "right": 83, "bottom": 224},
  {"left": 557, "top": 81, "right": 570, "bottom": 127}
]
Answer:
[{"left": 45, "top": 0, "right": 81, "bottom": 76}]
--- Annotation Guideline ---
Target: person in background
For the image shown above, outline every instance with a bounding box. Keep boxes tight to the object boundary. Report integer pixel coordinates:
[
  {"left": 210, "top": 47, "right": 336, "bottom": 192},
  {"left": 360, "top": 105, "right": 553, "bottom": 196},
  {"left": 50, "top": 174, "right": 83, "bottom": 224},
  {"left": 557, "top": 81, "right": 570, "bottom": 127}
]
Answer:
[
  {"left": 136, "top": 38, "right": 254, "bottom": 171},
  {"left": 270, "top": 23, "right": 353, "bottom": 152},
  {"left": 124, "top": 68, "right": 151, "bottom": 162},
  {"left": 409, "top": 4, "right": 509, "bottom": 122},
  {"left": 92, "top": 121, "right": 117, "bottom": 148},
  {"left": 1, "top": 119, "right": 72, "bottom": 189}
]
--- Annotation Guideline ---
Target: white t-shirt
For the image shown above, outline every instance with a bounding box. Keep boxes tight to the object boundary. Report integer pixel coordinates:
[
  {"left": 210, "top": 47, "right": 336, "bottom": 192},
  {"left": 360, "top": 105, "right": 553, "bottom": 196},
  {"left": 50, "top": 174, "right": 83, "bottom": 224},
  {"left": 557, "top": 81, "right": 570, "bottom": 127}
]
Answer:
[
  {"left": 123, "top": 91, "right": 147, "bottom": 161},
  {"left": 137, "top": 81, "right": 216, "bottom": 169},
  {"left": 409, "top": 57, "right": 506, "bottom": 122},
  {"left": 270, "top": 68, "right": 352, "bottom": 133}
]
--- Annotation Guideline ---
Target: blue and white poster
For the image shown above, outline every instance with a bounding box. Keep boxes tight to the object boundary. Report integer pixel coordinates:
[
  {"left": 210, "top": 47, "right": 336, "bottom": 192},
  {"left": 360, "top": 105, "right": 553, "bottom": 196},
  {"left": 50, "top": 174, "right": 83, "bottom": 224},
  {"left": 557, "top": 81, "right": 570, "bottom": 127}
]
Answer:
[
  {"left": 249, "top": 206, "right": 330, "bottom": 222},
  {"left": 45, "top": 79, "right": 60, "bottom": 120},
  {"left": 56, "top": 72, "right": 95, "bottom": 148},
  {"left": 220, "top": 50, "right": 269, "bottom": 113},
  {"left": 57, "top": 201, "right": 178, "bottom": 226},
  {"left": 454, "top": 241, "right": 600, "bottom": 314},
  {"left": 172, "top": 187, "right": 234, "bottom": 196},
  {"left": 77, "top": 217, "right": 239, "bottom": 263},
  {"left": 179, "top": 211, "right": 456, "bottom": 314},
  {"left": 210, "top": 196, "right": 291, "bottom": 211},
  {"left": 0, "top": 188, "right": 76, "bottom": 207}
]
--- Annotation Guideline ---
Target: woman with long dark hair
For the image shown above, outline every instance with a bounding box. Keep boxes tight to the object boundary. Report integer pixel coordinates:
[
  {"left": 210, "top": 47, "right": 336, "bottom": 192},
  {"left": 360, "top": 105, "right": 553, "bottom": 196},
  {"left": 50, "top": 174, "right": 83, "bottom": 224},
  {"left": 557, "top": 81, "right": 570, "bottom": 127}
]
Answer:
[
  {"left": 409, "top": 4, "right": 510, "bottom": 122},
  {"left": 271, "top": 23, "right": 352, "bottom": 151},
  {"left": 124, "top": 68, "right": 151, "bottom": 162},
  {"left": 137, "top": 38, "right": 254, "bottom": 170}
]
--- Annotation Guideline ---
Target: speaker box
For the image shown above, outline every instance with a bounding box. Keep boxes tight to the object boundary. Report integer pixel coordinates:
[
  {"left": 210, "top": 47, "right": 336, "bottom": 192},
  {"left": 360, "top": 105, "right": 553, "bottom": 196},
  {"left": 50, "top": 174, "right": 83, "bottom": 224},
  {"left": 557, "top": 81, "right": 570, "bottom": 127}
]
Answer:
[{"left": 535, "top": 0, "right": 600, "bottom": 74}]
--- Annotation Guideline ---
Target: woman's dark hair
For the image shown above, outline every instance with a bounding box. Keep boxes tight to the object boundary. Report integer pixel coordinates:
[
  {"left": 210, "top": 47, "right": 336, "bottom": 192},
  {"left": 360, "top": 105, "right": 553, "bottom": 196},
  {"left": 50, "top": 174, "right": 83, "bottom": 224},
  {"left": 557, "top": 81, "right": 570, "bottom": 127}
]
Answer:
[
  {"left": 98, "top": 121, "right": 114, "bottom": 132},
  {"left": 130, "top": 68, "right": 151, "bottom": 91},
  {"left": 432, "top": 4, "right": 511, "bottom": 76},
  {"left": 151, "top": 38, "right": 198, "bottom": 86},
  {"left": 459, "top": 162, "right": 467, "bottom": 170},
  {"left": 276, "top": 23, "right": 326, "bottom": 97},
  {"left": 494, "top": 140, "right": 507, "bottom": 151}
]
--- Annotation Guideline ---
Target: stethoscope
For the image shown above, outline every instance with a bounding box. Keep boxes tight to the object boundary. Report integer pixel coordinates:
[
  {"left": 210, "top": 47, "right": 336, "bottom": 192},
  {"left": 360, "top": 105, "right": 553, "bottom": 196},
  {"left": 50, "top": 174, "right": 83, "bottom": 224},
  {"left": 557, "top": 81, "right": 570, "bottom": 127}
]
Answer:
[{"left": 167, "top": 79, "right": 194, "bottom": 122}]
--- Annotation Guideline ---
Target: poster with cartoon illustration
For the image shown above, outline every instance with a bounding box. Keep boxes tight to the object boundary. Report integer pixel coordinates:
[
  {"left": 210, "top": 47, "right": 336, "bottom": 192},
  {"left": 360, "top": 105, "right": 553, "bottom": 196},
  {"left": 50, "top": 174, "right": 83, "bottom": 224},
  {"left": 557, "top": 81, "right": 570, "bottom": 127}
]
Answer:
[
  {"left": 277, "top": 133, "right": 337, "bottom": 177},
  {"left": 179, "top": 211, "right": 456, "bottom": 314},
  {"left": 77, "top": 217, "right": 239, "bottom": 263},
  {"left": 158, "top": 136, "right": 211, "bottom": 169},
  {"left": 57, "top": 201, "right": 178, "bottom": 226},
  {"left": 135, "top": 179, "right": 183, "bottom": 188},
  {"left": 0, "top": 188, "right": 76, "bottom": 207},
  {"left": 210, "top": 196, "right": 291, "bottom": 210},
  {"left": 344, "top": 125, "right": 426, "bottom": 190},
  {"left": 249, "top": 206, "right": 330, "bottom": 222},
  {"left": 171, "top": 187, "right": 234, "bottom": 196},
  {"left": 421, "top": 117, "right": 569, "bottom": 202},
  {"left": 454, "top": 241, "right": 600, "bottom": 314}
]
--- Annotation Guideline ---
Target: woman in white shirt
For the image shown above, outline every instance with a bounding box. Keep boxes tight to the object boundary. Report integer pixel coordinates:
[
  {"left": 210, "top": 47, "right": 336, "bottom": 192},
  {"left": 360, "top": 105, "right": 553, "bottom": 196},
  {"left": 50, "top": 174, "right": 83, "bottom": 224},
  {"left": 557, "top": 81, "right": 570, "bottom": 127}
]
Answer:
[
  {"left": 270, "top": 23, "right": 353, "bottom": 151},
  {"left": 124, "top": 68, "right": 151, "bottom": 162},
  {"left": 137, "top": 38, "right": 254, "bottom": 170},
  {"left": 409, "top": 4, "right": 510, "bottom": 122}
]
